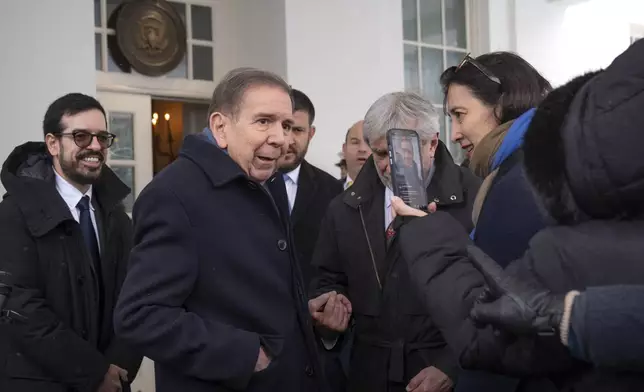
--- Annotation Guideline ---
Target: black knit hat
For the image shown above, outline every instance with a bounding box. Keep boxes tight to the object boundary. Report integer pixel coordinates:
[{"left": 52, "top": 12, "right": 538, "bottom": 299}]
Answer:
[{"left": 523, "top": 39, "right": 644, "bottom": 223}]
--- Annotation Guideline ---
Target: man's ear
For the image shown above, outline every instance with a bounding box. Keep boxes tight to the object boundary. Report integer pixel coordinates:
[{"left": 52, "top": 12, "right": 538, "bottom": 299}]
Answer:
[
  {"left": 431, "top": 133, "right": 439, "bottom": 147},
  {"left": 429, "top": 133, "right": 439, "bottom": 157},
  {"left": 45, "top": 133, "right": 59, "bottom": 157},
  {"left": 309, "top": 126, "right": 316, "bottom": 141},
  {"left": 209, "top": 112, "right": 228, "bottom": 149}
]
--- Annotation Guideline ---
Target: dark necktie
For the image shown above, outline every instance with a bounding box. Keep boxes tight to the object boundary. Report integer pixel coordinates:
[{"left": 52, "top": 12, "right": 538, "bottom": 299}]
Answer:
[
  {"left": 77, "top": 196, "right": 101, "bottom": 265},
  {"left": 77, "top": 196, "right": 104, "bottom": 320}
]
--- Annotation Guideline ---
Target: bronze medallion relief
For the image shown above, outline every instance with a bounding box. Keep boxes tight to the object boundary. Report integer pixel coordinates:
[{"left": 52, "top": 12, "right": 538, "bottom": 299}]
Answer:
[{"left": 115, "top": 0, "right": 187, "bottom": 77}]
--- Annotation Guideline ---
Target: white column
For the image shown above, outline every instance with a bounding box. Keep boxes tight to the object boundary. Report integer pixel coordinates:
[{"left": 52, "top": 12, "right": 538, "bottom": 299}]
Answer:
[
  {"left": 283, "top": 0, "right": 405, "bottom": 177},
  {"left": 0, "top": 0, "right": 96, "bottom": 193},
  {"left": 227, "top": 0, "right": 288, "bottom": 80}
]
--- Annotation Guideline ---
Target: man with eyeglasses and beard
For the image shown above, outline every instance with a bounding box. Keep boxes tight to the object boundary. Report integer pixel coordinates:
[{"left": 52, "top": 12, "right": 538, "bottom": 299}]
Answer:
[{"left": 0, "top": 93, "right": 142, "bottom": 392}]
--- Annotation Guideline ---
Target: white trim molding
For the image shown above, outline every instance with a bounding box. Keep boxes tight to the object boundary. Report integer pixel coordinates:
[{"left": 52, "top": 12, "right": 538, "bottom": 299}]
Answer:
[
  {"left": 469, "top": 0, "right": 517, "bottom": 54},
  {"left": 96, "top": 72, "right": 215, "bottom": 100}
]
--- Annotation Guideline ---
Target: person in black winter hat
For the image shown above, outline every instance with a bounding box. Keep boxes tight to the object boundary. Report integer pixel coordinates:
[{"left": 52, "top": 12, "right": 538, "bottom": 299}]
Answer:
[{"left": 390, "top": 38, "right": 644, "bottom": 392}]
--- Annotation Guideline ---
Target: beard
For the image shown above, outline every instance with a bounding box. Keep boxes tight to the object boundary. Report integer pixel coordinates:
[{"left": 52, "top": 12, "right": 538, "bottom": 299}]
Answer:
[
  {"left": 279, "top": 144, "right": 308, "bottom": 173},
  {"left": 59, "top": 145, "right": 105, "bottom": 186}
]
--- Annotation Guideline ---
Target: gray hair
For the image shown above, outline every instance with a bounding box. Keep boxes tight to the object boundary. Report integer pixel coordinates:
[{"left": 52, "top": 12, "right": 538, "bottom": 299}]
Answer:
[
  {"left": 208, "top": 67, "right": 292, "bottom": 119},
  {"left": 363, "top": 92, "right": 440, "bottom": 143}
]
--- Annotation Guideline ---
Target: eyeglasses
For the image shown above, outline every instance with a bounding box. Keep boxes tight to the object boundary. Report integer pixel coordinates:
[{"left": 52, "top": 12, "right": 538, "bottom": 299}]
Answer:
[
  {"left": 58, "top": 130, "right": 116, "bottom": 148},
  {"left": 456, "top": 53, "right": 501, "bottom": 85}
]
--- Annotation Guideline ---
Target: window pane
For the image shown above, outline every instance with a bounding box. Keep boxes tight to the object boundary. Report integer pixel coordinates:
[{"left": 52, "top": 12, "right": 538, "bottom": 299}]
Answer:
[
  {"left": 95, "top": 34, "right": 102, "bottom": 71},
  {"left": 421, "top": 47, "right": 443, "bottom": 103},
  {"left": 402, "top": 0, "right": 418, "bottom": 41},
  {"left": 94, "top": 0, "right": 101, "bottom": 27},
  {"left": 191, "top": 5, "right": 213, "bottom": 41},
  {"left": 404, "top": 45, "right": 420, "bottom": 93},
  {"left": 108, "top": 112, "right": 135, "bottom": 160},
  {"left": 106, "top": 0, "right": 121, "bottom": 21},
  {"left": 183, "top": 103, "right": 210, "bottom": 135},
  {"left": 445, "top": 0, "right": 467, "bottom": 48},
  {"left": 107, "top": 33, "right": 130, "bottom": 73},
  {"left": 110, "top": 166, "right": 135, "bottom": 213},
  {"left": 446, "top": 50, "right": 465, "bottom": 69},
  {"left": 193, "top": 45, "right": 214, "bottom": 81},
  {"left": 169, "top": 1, "right": 186, "bottom": 24},
  {"left": 420, "top": 0, "right": 442, "bottom": 45},
  {"left": 166, "top": 54, "right": 188, "bottom": 78}
]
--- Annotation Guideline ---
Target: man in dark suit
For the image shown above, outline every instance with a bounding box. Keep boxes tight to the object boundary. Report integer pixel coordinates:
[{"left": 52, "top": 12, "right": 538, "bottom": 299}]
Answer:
[
  {"left": 0, "top": 93, "right": 142, "bottom": 392},
  {"left": 278, "top": 89, "right": 343, "bottom": 286},
  {"left": 277, "top": 89, "right": 345, "bottom": 392},
  {"left": 113, "top": 68, "right": 327, "bottom": 392}
]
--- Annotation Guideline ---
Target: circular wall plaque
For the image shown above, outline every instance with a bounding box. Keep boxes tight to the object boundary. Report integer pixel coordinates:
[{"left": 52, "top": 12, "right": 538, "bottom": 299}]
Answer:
[{"left": 116, "top": 0, "right": 187, "bottom": 77}]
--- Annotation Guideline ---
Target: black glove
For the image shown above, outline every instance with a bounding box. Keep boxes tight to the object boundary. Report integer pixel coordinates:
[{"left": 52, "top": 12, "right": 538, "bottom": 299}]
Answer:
[{"left": 467, "top": 245, "right": 564, "bottom": 336}]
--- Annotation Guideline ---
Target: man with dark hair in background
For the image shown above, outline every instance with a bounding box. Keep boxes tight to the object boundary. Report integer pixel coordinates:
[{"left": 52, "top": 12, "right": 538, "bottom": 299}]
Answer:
[
  {"left": 114, "top": 68, "right": 327, "bottom": 392},
  {"left": 0, "top": 93, "right": 142, "bottom": 392},
  {"left": 278, "top": 88, "right": 343, "bottom": 286},
  {"left": 277, "top": 89, "right": 345, "bottom": 391}
]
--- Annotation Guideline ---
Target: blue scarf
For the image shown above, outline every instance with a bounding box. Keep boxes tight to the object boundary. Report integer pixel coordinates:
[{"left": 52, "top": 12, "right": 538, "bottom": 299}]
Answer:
[
  {"left": 200, "top": 127, "right": 228, "bottom": 155},
  {"left": 470, "top": 108, "right": 536, "bottom": 240}
]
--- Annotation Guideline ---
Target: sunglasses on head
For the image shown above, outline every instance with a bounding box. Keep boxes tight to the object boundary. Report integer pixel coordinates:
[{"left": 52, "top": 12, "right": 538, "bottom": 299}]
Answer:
[
  {"left": 456, "top": 53, "right": 501, "bottom": 85},
  {"left": 57, "top": 130, "right": 116, "bottom": 149}
]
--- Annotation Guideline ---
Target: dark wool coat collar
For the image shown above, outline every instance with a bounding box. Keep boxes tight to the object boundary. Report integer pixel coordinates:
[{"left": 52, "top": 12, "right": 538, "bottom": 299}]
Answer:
[{"left": 522, "top": 71, "right": 601, "bottom": 225}]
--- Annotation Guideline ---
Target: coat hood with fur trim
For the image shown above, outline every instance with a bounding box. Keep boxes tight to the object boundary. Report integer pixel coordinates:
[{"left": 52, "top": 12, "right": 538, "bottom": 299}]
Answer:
[{"left": 523, "top": 39, "right": 644, "bottom": 224}]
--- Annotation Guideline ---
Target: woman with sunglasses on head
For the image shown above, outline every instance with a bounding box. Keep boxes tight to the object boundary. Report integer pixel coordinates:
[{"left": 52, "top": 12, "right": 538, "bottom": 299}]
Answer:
[
  {"left": 391, "top": 40, "right": 644, "bottom": 392},
  {"left": 435, "top": 52, "right": 552, "bottom": 391},
  {"left": 393, "top": 53, "right": 553, "bottom": 392},
  {"left": 443, "top": 52, "right": 551, "bottom": 268}
]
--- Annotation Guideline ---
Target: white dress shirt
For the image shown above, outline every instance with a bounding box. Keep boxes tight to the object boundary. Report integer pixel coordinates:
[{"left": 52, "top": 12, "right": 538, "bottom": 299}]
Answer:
[
  {"left": 283, "top": 164, "right": 301, "bottom": 214},
  {"left": 344, "top": 175, "right": 354, "bottom": 190},
  {"left": 54, "top": 170, "right": 100, "bottom": 251},
  {"left": 384, "top": 186, "right": 394, "bottom": 229}
]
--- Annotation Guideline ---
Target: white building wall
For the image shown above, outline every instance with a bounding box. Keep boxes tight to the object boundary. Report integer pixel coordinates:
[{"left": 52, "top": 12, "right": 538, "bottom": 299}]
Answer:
[
  {"left": 493, "top": 0, "right": 642, "bottom": 87},
  {"left": 231, "top": 0, "right": 289, "bottom": 80},
  {"left": 487, "top": 0, "right": 517, "bottom": 52},
  {"left": 284, "top": 0, "right": 405, "bottom": 177},
  {"left": 0, "top": 0, "right": 96, "bottom": 193}
]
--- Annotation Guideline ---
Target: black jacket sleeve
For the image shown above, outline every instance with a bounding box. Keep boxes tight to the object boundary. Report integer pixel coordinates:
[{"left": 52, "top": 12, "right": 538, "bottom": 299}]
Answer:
[
  {"left": 104, "top": 211, "right": 143, "bottom": 382},
  {"left": 113, "top": 185, "right": 260, "bottom": 390},
  {"left": 399, "top": 212, "right": 577, "bottom": 377},
  {"left": 0, "top": 201, "right": 110, "bottom": 392},
  {"left": 568, "top": 285, "right": 644, "bottom": 371},
  {"left": 309, "top": 208, "right": 348, "bottom": 298}
]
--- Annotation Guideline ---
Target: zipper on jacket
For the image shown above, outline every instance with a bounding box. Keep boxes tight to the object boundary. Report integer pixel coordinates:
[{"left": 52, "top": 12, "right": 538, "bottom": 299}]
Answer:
[{"left": 358, "top": 204, "right": 383, "bottom": 290}]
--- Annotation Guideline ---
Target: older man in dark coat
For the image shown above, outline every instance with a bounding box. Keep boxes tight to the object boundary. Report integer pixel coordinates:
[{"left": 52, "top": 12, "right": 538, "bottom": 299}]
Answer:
[
  {"left": 309, "top": 92, "right": 481, "bottom": 392},
  {"left": 114, "top": 68, "right": 327, "bottom": 392}
]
